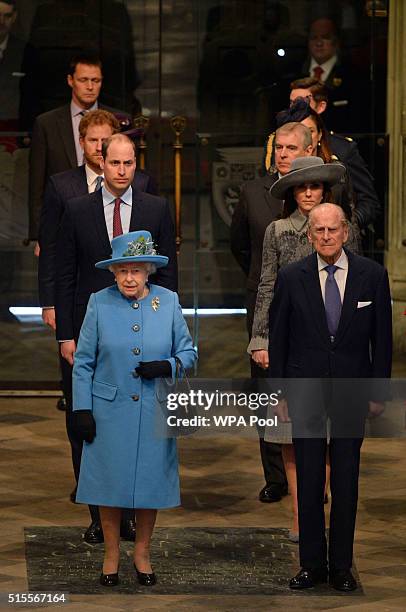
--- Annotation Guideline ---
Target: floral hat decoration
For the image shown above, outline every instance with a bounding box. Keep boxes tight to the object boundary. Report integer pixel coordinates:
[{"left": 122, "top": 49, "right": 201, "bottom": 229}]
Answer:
[{"left": 95, "top": 230, "right": 168, "bottom": 269}]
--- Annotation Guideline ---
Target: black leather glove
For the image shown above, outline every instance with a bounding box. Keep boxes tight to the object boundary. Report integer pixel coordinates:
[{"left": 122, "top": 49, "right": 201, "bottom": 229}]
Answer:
[
  {"left": 73, "top": 410, "right": 96, "bottom": 443},
  {"left": 136, "top": 360, "right": 172, "bottom": 380}
]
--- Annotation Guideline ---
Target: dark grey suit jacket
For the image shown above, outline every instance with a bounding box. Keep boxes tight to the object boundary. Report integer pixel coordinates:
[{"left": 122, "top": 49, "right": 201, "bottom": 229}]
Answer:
[
  {"left": 0, "top": 34, "right": 27, "bottom": 123},
  {"left": 38, "top": 165, "right": 157, "bottom": 306},
  {"left": 230, "top": 173, "right": 283, "bottom": 293},
  {"left": 29, "top": 104, "right": 79, "bottom": 239}
]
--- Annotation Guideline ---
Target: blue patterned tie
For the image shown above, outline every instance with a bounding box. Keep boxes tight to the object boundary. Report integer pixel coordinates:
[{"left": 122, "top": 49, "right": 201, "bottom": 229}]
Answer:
[
  {"left": 324, "top": 265, "right": 342, "bottom": 338},
  {"left": 95, "top": 175, "right": 103, "bottom": 191}
]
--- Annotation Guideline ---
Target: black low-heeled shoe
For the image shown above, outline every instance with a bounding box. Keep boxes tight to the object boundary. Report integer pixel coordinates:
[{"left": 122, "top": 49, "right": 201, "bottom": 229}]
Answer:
[
  {"left": 99, "top": 572, "right": 119, "bottom": 587},
  {"left": 134, "top": 563, "right": 156, "bottom": 586},
  {"left": 84, "top": 521, "right": 104, "bottom": 544}
]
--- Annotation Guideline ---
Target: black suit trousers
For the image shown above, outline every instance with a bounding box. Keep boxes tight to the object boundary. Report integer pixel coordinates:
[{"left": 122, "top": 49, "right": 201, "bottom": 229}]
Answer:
[
  {"left": 293, "top": 437, "right": 363, "bottom": 571},
  {"left": 246, "top": 289, "right": 287, "bottom": 488}
]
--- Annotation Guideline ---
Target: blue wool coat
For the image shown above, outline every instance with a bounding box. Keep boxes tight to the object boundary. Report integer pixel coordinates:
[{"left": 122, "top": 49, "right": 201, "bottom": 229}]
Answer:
[{"left": 72, "top": 284, "right": 197, "bottom": 509}]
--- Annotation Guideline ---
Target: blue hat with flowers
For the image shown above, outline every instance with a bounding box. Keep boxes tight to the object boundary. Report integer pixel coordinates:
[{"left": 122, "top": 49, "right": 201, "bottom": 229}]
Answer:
[{"left": 95, "top": 230, "right": 169, "bottom": 269}]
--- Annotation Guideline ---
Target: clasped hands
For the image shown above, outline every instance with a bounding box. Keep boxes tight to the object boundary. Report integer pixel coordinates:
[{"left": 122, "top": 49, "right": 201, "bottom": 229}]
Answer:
[
  {"left": 73, "top": 360, "right": 172, "bottom": 443},
  {"left": 135, "top": 360, "right": 171, "bottom": 379}
]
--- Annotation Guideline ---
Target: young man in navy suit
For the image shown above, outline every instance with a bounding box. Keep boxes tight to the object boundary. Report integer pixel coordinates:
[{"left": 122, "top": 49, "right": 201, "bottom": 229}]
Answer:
[
  {"left": 39, "top": 109, "right": 156, "bottom": 330},
  {"left": 269, "top": 203, "right": 392, "bottom": 592}
]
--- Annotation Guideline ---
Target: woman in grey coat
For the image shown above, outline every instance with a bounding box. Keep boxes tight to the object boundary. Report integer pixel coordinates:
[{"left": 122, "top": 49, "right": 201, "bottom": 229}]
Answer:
[{"left": 247, "top": 156, "right": 360, "bottom": 540}]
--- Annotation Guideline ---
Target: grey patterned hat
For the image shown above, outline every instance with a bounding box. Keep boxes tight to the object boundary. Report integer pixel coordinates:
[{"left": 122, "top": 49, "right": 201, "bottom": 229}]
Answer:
[{"left": 271, "top": 156, "right": 346, "bottom": 199}]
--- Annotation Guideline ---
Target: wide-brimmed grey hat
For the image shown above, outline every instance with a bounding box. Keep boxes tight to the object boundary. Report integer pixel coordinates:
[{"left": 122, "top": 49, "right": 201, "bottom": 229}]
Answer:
[
  {"left": 95, "top": 230, "right": 168, "bottom": 269},
  {"left": 270, "top": 156, "right": 346, "bottom": 199}
]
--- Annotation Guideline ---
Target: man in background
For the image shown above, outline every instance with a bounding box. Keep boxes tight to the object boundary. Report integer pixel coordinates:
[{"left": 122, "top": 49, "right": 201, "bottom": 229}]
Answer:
[
  {"left": 29, "top": 53, "right": 109, "bottom": 246},
  {"left": 302, "top": 16, "right": 363, "bottom": 133},
  {"left": 290, "top": 77, "right": 380, "bottom": 231},
  {"left": 0, "top": 0, "right": 31, "bottom": 131},
  {"left": 39, "top": 109, "right": 156, "bottom": 330}
]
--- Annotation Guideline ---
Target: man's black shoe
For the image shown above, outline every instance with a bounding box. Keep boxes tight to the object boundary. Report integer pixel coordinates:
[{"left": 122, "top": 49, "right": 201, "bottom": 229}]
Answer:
[
  {"left": 329, "top": 569, "right": 357, "bottom": 592},
  {"left": 120, "top": 518, "right": 136, "bottom": 541},
  {"left": 259, "top": 483, "right": 288, "bottom": 503},
  {"left": 83, "top": 521, "right": 104, "bottom": 544},
  {"left": 57, "top": 397, "right": 67, "bottom": 411},
  {"left": 289, "top": 568, "right": 328, "bottom": 589}
]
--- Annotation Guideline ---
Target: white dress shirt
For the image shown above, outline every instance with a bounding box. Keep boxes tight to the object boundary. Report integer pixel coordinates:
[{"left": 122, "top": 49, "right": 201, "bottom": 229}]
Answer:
[
  {"left": 85, "top": 165, "right": 103, "bottom": 193},
  {"left": 317, "top": 249, "right": 348, "bottom": 304},
  {"left": 102, "top": 185, "right": 132, "bottom": 242},
  {"left": 310, "top": 54, "right": 338, "bottom": 82},
  {"left": 70, "top": 100, "right": 98, "bottom": 166}
]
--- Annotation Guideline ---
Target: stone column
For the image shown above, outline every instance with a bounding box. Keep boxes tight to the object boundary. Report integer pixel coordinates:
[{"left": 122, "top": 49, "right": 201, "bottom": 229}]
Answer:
[{"left": 386, "top": 0, "right": 406, "bottom": 353}]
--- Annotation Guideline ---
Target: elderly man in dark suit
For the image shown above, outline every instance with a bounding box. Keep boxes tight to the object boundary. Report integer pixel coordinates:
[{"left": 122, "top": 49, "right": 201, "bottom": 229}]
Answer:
[
  {"left": 55, "top": 133, "right": 177, "bottom": 544},
  {"left": 269, "top": 203, "right": 392, "bottom": 591},
  {"left": 230, "top": 122, "right": 313, "bottom": 504}
]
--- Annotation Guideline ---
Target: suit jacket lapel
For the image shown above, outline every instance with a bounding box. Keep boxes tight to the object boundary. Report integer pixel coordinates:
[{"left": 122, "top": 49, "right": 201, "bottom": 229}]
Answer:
[
  {"left": 56, "top": 106, "right": 77, "bottom": 168},
  {"left": 129, "top": 188, "right": 145, "bottom": 230},
  {"left": 334, "top": 250, "right": 363, "bottom": 344},
  {"left": 263, "top": 173, "right": 283, "bottom": 216},
  {"left": 301, "top": 253, "right": 331, "bottom": 346},
  {"left": 91, "top": 191, "right": 111, "bottom": 253},
  {"left": 73, "top": 165, "right": 88, "bottom": 196}
]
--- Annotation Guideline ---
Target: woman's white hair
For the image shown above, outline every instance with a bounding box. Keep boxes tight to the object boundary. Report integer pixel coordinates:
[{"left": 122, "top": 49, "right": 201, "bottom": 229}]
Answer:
[{"left": 109, "top": 261, "right": 156, "bottom": 275}]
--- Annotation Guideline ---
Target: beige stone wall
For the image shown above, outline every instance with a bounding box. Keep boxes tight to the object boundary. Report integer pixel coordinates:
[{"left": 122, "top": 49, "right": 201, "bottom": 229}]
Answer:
[{"left": 387, "top": 0, "right": 406, "bottom": 353}]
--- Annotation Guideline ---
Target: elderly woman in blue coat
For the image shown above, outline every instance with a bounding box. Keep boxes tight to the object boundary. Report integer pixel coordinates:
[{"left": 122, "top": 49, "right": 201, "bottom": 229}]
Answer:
[{"left": 72, "top": 230, "right": 197, "bottom": 587}]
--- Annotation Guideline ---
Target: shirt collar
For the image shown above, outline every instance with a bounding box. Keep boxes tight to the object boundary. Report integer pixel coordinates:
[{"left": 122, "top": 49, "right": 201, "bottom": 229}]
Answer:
[
  {"left": 102, "top": 185, "right": 132, "bottom": 207},
  {"left": 85, "top": 164, "right": 102, "bottom": 187},
  {"left": 317, "top": 248, "right": 348, "bottom": 272},
  {"left": 70, "top": 99, "right": 98, "bottom": 118},
  {"left": 310, "top": 54, "right": 337, "bottom": 77},
  {"left": 290, "top": 207, "right": 309, "bottom": 231}
]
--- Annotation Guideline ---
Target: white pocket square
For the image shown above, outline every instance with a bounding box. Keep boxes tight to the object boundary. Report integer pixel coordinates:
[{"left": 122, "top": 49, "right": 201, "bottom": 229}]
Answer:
[{"left": 357, "top": 301, "right": 372, "bottom": 308}]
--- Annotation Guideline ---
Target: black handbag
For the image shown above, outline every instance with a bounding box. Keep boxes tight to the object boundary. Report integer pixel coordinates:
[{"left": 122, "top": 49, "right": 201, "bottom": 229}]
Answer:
[{"left": 155, "top": 356, "right": 199, "bottom": 437}]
